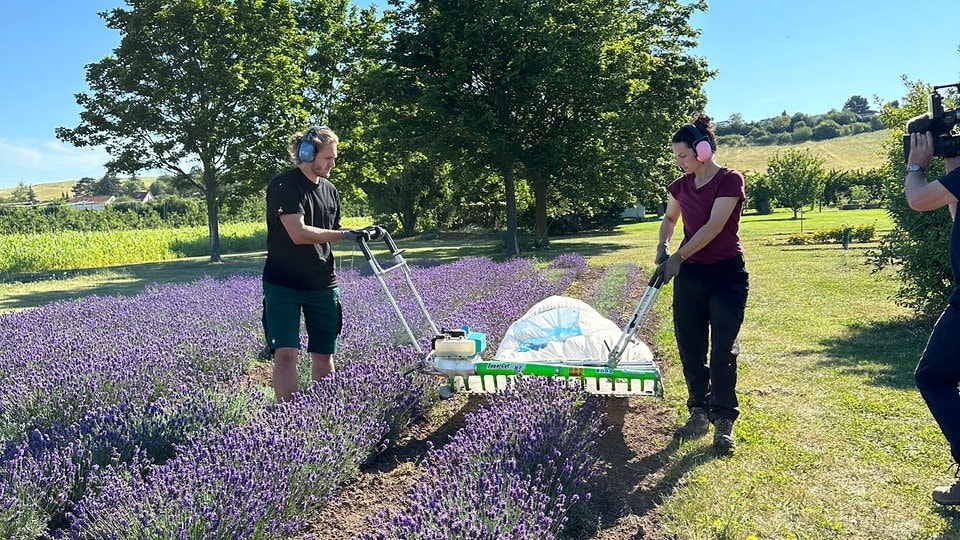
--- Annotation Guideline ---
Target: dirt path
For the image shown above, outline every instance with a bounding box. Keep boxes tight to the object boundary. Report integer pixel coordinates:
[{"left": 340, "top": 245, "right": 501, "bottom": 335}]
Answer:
[{"left": 300, "top": 267, "right": 681, "bottom": 540}]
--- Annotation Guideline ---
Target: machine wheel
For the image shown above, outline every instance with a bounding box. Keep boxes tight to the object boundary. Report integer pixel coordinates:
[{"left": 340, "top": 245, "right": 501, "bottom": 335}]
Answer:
[{"left": 438, "top": 385, "right": 455, "bottom": 400}]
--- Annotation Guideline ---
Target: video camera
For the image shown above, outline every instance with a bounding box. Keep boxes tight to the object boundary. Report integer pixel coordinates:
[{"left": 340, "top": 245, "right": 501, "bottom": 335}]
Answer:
[{"left": 903, "top": 83, "right": 960, "bottom": 161}]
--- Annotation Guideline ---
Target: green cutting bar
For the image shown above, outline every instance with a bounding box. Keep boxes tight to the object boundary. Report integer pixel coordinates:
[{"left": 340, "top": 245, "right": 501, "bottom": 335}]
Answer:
[{"left": 474, "top": 360, "right": 659, "bottom": 383}]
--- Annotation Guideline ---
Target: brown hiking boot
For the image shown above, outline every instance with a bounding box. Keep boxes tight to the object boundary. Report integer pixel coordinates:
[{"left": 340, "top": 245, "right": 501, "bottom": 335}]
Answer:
[
  {"left": 713, "top": 418, "right": 736, "bottom": 453},
  {"left": 676, "top": 407, "right": 710, "bottom": 438},
  {"left": 933, "top": 471, "right": 960, "bottom": 505}
]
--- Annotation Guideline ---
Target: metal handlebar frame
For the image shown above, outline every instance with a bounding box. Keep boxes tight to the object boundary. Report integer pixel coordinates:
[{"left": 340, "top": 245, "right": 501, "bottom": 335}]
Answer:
[{"left": 352, "top": 230, "right": 440, "bottom": 358}]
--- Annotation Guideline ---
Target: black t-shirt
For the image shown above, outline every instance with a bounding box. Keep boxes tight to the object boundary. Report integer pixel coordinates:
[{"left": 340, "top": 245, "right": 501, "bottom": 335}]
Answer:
[{"left": 262, "top": 167, "right": 341, "bottom": 290}]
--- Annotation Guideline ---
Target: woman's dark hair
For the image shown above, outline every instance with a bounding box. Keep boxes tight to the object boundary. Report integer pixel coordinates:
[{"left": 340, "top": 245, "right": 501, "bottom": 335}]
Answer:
[{"left": 671, "top": 112, "right": 717, "bottom": 152}]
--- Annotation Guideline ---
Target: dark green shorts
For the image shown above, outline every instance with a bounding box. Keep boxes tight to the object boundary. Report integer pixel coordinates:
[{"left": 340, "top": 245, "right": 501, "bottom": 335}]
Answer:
[{"left": 262, "top": 282, "right": 342, "bottom": 354}]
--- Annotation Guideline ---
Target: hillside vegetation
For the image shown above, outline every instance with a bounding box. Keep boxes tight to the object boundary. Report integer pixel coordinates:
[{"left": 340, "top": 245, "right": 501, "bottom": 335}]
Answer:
[
  {"left": 0, "top": 180, "right": 78, "bottom": 202},
  {"left": 721, "top": 129, "right": 890, "bottom": 175},
  {"left": 1, "top": 131, "right": 891, "bottom": 202},
  {"left": 0, "top": 177, "right": 161, "bottom": 203}
]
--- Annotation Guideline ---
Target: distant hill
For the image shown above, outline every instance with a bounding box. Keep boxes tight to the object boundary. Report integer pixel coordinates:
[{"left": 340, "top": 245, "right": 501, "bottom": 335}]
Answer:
[
  {"left": 719, "top": 129, "right": 891, "bottom": 175},
  {"left": 0, "top": 180, "right": 78, "bottom": 202},
  {"left": 0, "top": 177, "right": 159, "bottom": 203}
]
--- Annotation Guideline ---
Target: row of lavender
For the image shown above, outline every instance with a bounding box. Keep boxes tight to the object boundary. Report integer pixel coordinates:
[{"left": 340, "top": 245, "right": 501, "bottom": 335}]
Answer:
[
  {"left": 349, "top": 262, "right": 640, "bottom": 539},
  {"left": 357, "top": 377, "right": 608, "bottom": 540},
  {"left": 0, "top": 253, "right": 589, "bottom": 538}
]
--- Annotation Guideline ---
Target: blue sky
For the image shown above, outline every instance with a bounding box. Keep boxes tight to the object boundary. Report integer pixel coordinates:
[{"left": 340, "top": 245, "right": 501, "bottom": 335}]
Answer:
[{"left": 1, "top": 1, "right": 959, "bottom": 189}]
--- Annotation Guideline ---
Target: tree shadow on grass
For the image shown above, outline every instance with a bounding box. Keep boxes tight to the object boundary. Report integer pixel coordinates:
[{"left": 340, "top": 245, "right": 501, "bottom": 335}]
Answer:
[{"left": 817, "top": 317, "right": 933, "bottom": 390}]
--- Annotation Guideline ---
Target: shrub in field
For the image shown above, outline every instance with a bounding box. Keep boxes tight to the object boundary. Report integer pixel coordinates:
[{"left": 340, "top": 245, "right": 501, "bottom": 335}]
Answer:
[
  {"left": 785, "top": 224, "right": 876, "bottom": 246},
  {"left": 0, "top": 276, "right": 266, "bottom": 533},
  {"left": 0, "top": 276, "right": 264, "bottom": 439},
  {"left": 358, "top": 377, "right": 607, "bottom": 540},
  {"left": 810, "top": 224, "right": 875, "bottom": 244},
  {"left": 581, "top": 263, "right": 640, "bottom": 327}
]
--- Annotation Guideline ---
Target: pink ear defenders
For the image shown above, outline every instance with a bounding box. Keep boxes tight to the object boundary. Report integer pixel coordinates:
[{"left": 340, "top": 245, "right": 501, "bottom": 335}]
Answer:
[{"left": 681, "top": 123, "right": 713, "bottom": 162}]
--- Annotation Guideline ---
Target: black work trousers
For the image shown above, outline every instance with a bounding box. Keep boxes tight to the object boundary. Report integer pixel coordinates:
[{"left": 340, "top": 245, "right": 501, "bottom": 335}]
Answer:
[
  {"left": 915, "top": 302, "right": 960, "bottom": 464},
  {"left": 672, "top": 254, "right": 748, "bottom": 422}
]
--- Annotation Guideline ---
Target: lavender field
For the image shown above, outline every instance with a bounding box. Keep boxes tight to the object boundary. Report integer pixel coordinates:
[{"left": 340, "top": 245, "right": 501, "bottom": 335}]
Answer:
[{"left": 0, "top": 253, "right": 630, "bottom": 539}]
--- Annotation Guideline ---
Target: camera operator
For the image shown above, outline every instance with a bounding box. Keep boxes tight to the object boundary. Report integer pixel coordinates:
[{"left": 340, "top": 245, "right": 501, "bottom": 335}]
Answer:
[{"left": 905, "top": 131, "right": 960, "bottom": 505}]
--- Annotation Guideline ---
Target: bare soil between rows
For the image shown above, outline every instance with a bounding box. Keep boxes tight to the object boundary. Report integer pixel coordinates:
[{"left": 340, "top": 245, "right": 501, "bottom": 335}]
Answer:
[{"left": 299, "top": 266, "right": 686, "bottom": 540}]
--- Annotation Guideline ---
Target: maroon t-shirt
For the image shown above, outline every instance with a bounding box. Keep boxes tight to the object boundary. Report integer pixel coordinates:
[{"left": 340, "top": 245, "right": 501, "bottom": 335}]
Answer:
[{"left": 667, "top": 167, "right": 745, "bottom": 265}]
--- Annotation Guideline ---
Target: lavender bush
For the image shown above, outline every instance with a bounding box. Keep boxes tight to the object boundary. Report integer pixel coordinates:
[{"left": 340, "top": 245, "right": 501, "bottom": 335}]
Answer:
[
  {"left": 358, "top": 376, "right": 607, "bottom": 540},
  {"left": 68, "top": 356, "right": 426, "bottom": 539},
  {"left": 0, "top": 253, "right": 588, "bottom": 538}
]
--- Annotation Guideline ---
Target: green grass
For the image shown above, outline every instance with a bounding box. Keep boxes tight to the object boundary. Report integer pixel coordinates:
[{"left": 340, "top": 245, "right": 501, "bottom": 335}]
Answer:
[
  {"left": 722, "top": 130, "right": 891, "bottom": 175},
  {"left": 0, "top": 226, "right": 500, "bottom": 313},
  {"left": 602, "top": 209, "right": 958, "bottom": 539},
  {"left": 3, "top": 207, "right": 959, "bottom": 538}
]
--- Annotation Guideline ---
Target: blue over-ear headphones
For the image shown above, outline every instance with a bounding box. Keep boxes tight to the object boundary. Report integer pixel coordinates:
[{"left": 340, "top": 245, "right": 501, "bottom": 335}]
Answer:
[
  {"left": 298, "top": 127, "right": 320, "bottom": 163},
  {"left": 681, "top": 123, "right": 713, "bottom": 162}
]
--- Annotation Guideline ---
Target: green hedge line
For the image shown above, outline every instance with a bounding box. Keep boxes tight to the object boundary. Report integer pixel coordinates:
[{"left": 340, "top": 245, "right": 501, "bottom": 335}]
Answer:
[{"left": 785, "top": 224, "right": 876, "bottom": 246}]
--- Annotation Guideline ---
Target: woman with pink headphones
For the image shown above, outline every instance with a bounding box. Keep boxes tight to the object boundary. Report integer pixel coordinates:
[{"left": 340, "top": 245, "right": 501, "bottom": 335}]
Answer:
[{"left": 655, "top": 113, "right": 749, "bottom": 453}]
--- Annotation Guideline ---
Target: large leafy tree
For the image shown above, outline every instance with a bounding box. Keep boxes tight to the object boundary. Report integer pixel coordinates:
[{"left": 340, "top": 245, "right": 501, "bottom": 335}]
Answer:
[
  {"left": 868, "top": 79, "right": 956, "bottom": 317},
  {"left": 767, "top": 149, "right": 825, "bottom": 219},
  {"left": 381, "top": 0, "right": 709, "bottom": 254},
  {"left": 57, "top": 0, "right": 311, "bottom": 261},
  {"left": 843, "top": 95, "right": 872, "bottom": 116}
]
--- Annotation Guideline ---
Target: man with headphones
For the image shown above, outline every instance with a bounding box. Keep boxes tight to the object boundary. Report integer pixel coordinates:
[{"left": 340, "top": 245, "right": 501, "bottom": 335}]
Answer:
[
  {"left": 655, "top": 113, "right": 749, "bottom": 453},
  {"left": 262, "top": 126, "right": 371, "bottom": 403}
]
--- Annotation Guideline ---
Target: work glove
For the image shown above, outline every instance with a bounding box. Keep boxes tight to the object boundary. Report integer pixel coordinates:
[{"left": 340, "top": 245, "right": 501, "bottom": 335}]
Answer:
[
  {"left": 658, "top": 252, "right": 684, "bottom": 285},
  {"left": 655, "top": 242, "right": 669, "bottom": 265},
  {"left": 341, "top": 229, "right": 372, "bottom": 242},
  {"left": 363, "top": 225, "right": 388, "bottom": 241}
]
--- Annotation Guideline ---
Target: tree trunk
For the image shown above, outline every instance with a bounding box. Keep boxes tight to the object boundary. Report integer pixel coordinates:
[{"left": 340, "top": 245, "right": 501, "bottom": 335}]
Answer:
[
  {"left": 204, "top": 168, "right": 222, "bottom": 262},
  {"left": 402, "top": 204, "right": 416, "bottom": 236},
  {"left": 533, "top": 171, "right": 548, "bottom": 245},
  {"left": 503, "top": 164, "right": 520, "bottom": 257}
]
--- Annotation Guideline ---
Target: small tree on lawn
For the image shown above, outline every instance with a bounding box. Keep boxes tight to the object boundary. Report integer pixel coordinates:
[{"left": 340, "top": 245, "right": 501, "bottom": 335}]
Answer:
[
  {"left": 767, "top": 149, "right": 825, "bottom": 218},
  {"left": 745, "top": 173, "right": 774, "bottom": 215}
]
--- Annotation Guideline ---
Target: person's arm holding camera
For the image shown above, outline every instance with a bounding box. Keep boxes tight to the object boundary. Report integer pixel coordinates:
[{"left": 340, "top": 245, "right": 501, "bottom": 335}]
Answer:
[{"left": 906, "top": 132, "right": 959, "bottom": 212}]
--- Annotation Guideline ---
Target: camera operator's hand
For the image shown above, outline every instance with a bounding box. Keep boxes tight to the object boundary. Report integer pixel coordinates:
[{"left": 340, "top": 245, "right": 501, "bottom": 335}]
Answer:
[
  {"left": 658, "top": 252, "right": 684, "bottom": 285},
  {"left": 908, "top": 132, "right": 934, "bottom": 172},
  {"left": 341, "top": 229, "right": 372, "bottom": 242},
  {"left": 362, "top": 225, "right": 388, "bottom": 241},
  {"left": 655, "top": 242, "right": 669, "bottom": 265}
]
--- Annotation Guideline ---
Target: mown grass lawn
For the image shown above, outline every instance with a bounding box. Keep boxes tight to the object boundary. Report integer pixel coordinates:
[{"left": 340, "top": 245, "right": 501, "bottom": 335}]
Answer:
[
  {"left": 553, "top": 208, "right": 960, "bottom": 539},
  {"left": 4, "top": 206, "right": 959, "bottom": 538}
]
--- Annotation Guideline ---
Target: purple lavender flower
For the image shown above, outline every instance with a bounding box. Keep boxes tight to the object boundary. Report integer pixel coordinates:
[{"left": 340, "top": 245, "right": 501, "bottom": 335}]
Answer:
[
  {"left": 358, "top": 376, "right": 606, "bottom": 540},
  {"left": 0, "top": 253, "right": 591, "bottom": 539}
]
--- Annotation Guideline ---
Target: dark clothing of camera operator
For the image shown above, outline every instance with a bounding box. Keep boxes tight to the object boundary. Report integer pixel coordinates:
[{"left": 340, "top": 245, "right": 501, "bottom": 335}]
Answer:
[{"left": 905, "top": 131, "right": 960, "bottom": 506}]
